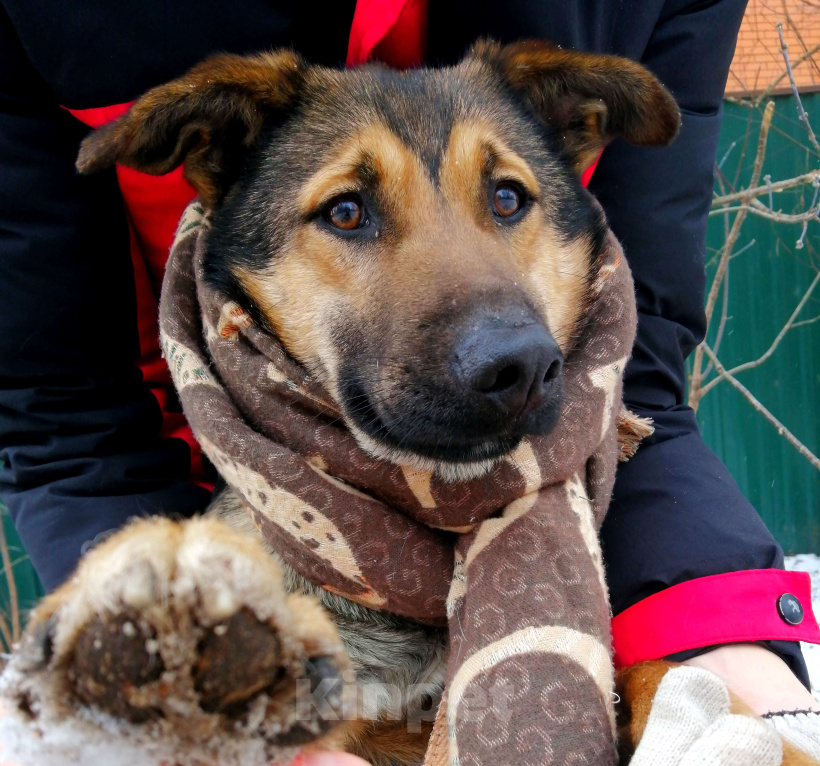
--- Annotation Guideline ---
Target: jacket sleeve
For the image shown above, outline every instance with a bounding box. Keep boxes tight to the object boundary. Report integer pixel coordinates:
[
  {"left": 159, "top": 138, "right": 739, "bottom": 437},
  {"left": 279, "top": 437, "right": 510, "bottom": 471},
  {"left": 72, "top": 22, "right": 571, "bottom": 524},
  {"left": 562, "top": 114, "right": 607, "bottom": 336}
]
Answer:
[
  {"left": 590, "top": 0, "right": 816, "bottom": 684},
  {"left": 0, "top": 6, "right": 211, "bottom": 592}
]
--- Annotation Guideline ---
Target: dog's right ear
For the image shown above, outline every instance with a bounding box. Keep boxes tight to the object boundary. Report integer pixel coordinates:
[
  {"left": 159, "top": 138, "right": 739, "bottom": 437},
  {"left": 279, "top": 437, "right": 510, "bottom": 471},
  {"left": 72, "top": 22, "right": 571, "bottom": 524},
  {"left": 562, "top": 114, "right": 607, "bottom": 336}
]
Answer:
[
  {"left": 76, "top": 50, "right": 305, "bottom": 207},
  {"left": 471, "top": 40, "right": 680, "bottom": 176}
]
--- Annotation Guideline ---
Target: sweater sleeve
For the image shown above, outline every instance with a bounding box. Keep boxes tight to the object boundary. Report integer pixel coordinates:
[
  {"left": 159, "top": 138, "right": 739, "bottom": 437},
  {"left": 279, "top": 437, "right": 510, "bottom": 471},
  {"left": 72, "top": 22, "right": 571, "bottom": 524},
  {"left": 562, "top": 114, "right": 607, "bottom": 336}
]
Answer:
[
  {"left": 591, "top": 0, "right": 816, "bottom": 685},
  {"left": 0, "top": 5, "right": 211, "bottom": 591}
]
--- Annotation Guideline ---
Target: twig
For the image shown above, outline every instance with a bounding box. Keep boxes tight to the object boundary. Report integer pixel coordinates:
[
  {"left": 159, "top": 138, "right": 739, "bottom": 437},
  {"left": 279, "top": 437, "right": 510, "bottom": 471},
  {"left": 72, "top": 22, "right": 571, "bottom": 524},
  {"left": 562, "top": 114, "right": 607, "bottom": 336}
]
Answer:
[
  {"left": 0, "top": 613, "right": 13, "bottom": 654},
  {"left": 708, "top": 200, "right": 820, "bottom": 223},
  {"left": 792, "top": 313, "right": 820, "bottom": 329},
  {"left": 689, "top": 102, "right": 775, "bottom": 410},
  {"left": 718, "top": 140, "right": 738, "bottom": 170},
  {"left": 754, "top": 41, "right": 820, "bottom": 104},
  {"left": 784, "top": 11, "right": 820, "bottom": 82},
  {"left": 707, "top": 102, "right": 774, "bottom": 325},
  {"left": 734, "top": 105, "right": 756, "bottom": 193},
  {"left": 0, "top": 512, "right": 20, "bottom": 643},
  {"left": 700, "top": 269, "right": 820, "bottom": 396},
  {"left": 701, "top": 344, "right": 820, "bottom": 472},
  {"left": 797, "top": 178, "right": 820, "bottom": 248},
  {"left": 777, "top": 23, "right": 820, "bottom": 157},
  {"left": 701, "top": 239, "right": 756, "bottom": 378},
  {"left": 729, "top": 239, "right": 758, "bottom": 260},
  {"left": 702, "top": 254, "right": 731, "bottom": 379},
  {"left": 711, "top": 171, "right": 820, "bottom": 206}
]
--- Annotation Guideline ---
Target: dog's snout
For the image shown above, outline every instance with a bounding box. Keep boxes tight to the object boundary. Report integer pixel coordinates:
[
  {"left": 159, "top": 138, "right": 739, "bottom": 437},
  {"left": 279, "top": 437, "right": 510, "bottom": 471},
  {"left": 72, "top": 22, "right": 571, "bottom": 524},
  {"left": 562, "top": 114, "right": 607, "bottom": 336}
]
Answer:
[{"left": 456, "top": 324, "right": 563, "bottom": 418}]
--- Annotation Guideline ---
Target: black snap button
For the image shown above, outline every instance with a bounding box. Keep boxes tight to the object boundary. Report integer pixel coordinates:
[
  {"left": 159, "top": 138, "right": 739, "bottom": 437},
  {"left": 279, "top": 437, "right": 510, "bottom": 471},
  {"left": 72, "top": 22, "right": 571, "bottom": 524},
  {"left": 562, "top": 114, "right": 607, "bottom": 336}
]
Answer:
[{"left": 777, "top": 593, "right": 804, "bottom": 626}]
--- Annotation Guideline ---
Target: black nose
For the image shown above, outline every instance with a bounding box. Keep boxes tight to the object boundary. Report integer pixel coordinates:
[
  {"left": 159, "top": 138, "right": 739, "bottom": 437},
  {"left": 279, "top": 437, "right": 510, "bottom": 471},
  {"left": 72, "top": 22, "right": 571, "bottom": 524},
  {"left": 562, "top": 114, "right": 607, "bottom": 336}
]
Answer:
[{"left": 455, "top": 324, "right": 563, "bottom": 418}]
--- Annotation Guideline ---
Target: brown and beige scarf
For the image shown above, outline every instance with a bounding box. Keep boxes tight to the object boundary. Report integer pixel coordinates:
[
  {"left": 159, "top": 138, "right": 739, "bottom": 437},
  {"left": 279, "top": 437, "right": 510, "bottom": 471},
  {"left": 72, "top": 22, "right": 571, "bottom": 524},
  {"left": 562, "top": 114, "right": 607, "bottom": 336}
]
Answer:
[{"left": 159, "top": 201, "right": 642, "bottom": 766}]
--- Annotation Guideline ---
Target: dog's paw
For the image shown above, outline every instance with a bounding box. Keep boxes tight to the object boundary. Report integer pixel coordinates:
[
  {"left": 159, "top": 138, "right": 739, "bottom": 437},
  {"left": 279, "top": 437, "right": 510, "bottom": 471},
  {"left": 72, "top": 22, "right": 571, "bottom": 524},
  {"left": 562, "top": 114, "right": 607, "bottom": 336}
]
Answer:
[{"left": 1, "top": 518, "right": 352, "bottom": 763}]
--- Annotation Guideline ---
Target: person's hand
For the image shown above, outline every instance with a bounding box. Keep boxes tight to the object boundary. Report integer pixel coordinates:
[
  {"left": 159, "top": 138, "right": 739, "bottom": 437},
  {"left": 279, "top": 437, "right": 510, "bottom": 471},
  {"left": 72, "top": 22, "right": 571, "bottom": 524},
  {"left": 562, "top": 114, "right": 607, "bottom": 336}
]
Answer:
[
  {"left": 630, "top": 665, "right": 784, "bottom": 765},
  {"left": 684, "top": 644, "right": 820, "bottom": 717},
  {"left": 685, "top": 644, "right": 820, "bottom": 760}
]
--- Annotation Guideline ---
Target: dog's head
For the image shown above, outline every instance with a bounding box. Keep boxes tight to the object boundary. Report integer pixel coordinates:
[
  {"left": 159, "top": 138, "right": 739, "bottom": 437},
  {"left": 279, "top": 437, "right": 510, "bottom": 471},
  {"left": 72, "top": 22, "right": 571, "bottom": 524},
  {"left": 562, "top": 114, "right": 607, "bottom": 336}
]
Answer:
[{"left": 78, "top": 41, "right": 679, "bottom": 478}]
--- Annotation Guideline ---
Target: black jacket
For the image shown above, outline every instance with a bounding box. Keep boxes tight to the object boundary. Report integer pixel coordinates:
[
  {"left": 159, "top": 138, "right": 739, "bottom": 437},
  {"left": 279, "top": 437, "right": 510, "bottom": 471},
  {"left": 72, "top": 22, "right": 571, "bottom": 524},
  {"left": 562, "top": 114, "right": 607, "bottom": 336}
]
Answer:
[{"left": 0, "top": 0, "right": 806, "bottom": 681}]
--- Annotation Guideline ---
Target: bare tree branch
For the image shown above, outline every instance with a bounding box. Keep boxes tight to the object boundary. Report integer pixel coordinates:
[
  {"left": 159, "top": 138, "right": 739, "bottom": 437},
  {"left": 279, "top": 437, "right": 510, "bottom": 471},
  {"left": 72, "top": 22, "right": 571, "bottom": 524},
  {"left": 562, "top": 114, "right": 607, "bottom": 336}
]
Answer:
[
  {"left": 701, "top": 344, "right": 820, "bottom": 472},
  {"left": 700, "top": 268, "right": 820, "bottom": 396},
  {"left": 712, "top": 170, "right": 820, "bottom": 206},
  {"left": 0, "top": 611, "right": 13, "bottom": 655},
  {"left": 0, "top": 513, "right": 20, "bottom": 644},
  {"left": 702, "top": 253, "right": 732, "bottom": 379},
  {"left": 784, "top": 9, "right": 820, "bottom": 82},
  {"left": 754, "top": 41, "right": 820, "bottom": 104},
  {"left": 777, "top": 22, "right": 820, "bottom": 157},
  {"left": 708, "top": 200, "right": 820, "bottom": 222},
  {"left": 708, "top": 101, "right": 774, "bottom": 326},
  {"left": 797, "top": 179, "right": 820, "bottom": 248},
  {"left": 792, "top": 313, "right": 820, "bottom": 328},
  {"left": 692, "top": 22, "right": 820, "bottom": 487},
  {"left": 689, "top": 101, "right": 776, "bottom": 410}
]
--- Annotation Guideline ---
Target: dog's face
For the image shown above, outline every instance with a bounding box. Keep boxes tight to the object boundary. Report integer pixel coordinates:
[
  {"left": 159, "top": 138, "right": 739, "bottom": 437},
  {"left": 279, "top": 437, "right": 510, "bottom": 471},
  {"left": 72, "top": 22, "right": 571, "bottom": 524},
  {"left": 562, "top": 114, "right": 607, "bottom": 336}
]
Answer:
[{"left": 79, "top": 41, "right": 679, "bottom": 477}]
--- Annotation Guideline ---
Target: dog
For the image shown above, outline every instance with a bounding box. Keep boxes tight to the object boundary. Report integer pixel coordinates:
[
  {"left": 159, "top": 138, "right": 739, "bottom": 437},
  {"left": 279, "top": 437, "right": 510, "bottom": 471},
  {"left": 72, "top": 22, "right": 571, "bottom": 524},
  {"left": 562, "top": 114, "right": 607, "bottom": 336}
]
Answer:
[{"left": 5, "top": 40, "right": 687, "bottom": 766}]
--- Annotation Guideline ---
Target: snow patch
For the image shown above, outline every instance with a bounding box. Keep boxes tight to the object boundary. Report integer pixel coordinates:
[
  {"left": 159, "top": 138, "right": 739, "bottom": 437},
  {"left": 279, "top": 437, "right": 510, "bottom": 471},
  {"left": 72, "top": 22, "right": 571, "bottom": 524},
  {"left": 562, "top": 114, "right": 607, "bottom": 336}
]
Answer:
[{"left": 785, "top": 554, "right": 820, "bottom": 701}]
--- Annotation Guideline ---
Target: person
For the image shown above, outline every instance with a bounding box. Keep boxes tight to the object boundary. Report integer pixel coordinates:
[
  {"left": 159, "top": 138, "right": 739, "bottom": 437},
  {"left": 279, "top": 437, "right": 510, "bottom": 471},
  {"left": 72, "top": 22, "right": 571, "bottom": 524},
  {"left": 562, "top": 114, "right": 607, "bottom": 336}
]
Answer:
[{"left": 0, "top": 0, "right": 818, "bottom": 750}]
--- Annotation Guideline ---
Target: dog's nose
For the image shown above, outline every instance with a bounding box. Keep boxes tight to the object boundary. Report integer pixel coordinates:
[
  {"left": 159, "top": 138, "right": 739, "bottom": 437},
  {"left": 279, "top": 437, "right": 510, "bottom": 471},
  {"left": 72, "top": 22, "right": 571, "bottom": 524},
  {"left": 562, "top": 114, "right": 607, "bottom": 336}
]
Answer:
[{"left": 455, "top": 324, "right": 563, "bottom": 418}]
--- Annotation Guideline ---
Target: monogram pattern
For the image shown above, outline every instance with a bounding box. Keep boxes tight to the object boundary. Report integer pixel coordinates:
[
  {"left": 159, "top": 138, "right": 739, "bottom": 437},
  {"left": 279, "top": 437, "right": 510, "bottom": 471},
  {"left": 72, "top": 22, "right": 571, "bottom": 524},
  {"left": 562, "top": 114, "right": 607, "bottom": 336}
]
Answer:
[{"left": 159, "top": 202, "right": 639, "bottom": 765}]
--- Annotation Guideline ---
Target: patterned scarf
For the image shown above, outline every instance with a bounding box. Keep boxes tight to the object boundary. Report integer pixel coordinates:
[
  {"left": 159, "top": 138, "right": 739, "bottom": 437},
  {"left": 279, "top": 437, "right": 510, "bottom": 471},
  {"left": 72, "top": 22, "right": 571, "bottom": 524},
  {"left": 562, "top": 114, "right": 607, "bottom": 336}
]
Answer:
[{"left": 159, "top": 201, "right": 639, "bottom": 765}]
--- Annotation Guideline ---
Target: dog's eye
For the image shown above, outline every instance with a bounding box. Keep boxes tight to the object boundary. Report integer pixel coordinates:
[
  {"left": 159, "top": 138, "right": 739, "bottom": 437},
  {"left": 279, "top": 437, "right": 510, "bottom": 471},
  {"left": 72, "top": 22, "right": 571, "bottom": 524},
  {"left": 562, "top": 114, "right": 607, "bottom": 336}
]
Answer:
[
  {"left": 325, "top": 196, "right": 364, "bottom": 231},
  {"left": 493, "top": 184, "right": 523, "bottom": 218}
]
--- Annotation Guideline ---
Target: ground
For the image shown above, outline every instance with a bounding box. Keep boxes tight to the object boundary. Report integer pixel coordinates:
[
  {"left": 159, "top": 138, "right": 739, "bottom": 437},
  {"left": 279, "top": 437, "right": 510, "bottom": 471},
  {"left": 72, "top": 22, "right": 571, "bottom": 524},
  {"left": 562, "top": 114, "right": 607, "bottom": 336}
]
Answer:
[{"left": 785, "top": 554, "right": 820, "bottom": 700}]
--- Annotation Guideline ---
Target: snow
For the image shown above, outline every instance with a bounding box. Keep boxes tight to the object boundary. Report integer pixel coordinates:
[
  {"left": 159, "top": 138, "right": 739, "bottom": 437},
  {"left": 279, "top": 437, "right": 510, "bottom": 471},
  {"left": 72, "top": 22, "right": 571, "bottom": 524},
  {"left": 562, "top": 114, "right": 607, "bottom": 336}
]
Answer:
[
  {"left": 0, "top": 558, "right": 818, "bottom": 764},
  {"left": 785, "top": 554, "right": 820, "bottom": 701}
]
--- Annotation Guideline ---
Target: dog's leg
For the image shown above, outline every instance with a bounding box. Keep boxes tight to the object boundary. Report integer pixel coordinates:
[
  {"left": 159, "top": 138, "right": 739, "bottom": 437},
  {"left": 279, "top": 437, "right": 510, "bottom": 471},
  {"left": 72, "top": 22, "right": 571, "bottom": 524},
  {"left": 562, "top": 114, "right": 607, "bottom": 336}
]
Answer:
[
  {"left": 333, "top": 612, "right": 444, "bottom": 766},
  {"left": 615, "top": 660, "right": 677, "bottom": 759},
  {"left": 211, "top": 487, "right": 448, "bottom": 766},
  {"left": 2, "top": 517, "right": 352, "bottom": 763},
  {"left": 344, "top": 719, "right": 434, "bottom": 766}
]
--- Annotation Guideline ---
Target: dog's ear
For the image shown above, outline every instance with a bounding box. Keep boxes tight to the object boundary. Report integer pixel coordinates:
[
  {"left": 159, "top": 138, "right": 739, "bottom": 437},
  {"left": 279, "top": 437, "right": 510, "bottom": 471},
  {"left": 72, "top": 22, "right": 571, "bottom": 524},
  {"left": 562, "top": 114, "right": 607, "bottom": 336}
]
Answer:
[
  {"left": 472, "top": 40, "right": 681, "bottom": 174},
  {"left": 76, "top": 50, "right": 306, "bottom": 206}
]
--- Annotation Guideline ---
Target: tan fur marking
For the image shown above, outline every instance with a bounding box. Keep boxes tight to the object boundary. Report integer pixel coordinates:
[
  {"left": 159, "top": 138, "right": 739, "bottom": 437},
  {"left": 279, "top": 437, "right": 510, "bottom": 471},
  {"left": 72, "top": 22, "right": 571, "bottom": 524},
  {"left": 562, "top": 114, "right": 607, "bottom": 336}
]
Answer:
[
  {"left": 242, "top": 117, "right": 590, "bottom": 428},
  {"left": 523, "top": 226, "right": 592, "bottom": 351},
  {"left": 297, "top": 123, "right": 417, "bottom": 215},
  {"left": 237, "top": 123, "right": 437, "bottom": 392},
  {"left": 346, "top": 718, "right": 434, "bottom": 766},
  {"left": 440, "top": 120, "right": 539, "bottom": 222},
  {"left": 441, "top": 119, "right": 591, "bottom": 351},
  {"left": 237, "top": 243, "right": 347, "bottom": 386}
]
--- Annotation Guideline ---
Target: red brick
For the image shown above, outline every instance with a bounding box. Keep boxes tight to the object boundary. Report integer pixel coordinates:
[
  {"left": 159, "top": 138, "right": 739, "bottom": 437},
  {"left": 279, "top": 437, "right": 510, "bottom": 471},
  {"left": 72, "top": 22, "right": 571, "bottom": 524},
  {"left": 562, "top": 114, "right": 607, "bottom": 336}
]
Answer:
[{"left": 727, "top": 0, "right": 820, "bottom": 97}]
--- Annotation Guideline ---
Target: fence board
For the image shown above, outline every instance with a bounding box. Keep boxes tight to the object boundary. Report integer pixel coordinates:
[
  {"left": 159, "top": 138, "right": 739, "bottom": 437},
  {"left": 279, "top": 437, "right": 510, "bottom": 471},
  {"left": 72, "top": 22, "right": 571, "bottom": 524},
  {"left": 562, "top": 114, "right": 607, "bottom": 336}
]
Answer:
[{"left": 697, "top": 94, "right": 820, "bottom": 554}]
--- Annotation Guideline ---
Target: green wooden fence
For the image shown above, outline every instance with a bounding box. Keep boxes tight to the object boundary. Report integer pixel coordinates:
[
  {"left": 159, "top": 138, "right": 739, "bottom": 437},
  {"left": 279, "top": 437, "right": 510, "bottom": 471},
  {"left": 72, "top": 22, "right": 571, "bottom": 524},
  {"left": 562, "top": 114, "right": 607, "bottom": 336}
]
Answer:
[
  {"left": 0, "top": 506, "right": 43, "bottom": 649},
  {"left": 697, "top": 94, "right": 820, "bottom": 554}
]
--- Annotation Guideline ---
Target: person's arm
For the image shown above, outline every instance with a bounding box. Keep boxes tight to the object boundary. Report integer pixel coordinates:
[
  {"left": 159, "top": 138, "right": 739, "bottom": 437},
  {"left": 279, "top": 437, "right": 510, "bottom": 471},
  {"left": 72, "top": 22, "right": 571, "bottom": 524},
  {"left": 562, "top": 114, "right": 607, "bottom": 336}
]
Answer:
[
  {"left": 590, "top": 0, "right": 820, "bottom": 700},
  {"left": 0, "top": 5, "right": 211, "bottom": 591}
]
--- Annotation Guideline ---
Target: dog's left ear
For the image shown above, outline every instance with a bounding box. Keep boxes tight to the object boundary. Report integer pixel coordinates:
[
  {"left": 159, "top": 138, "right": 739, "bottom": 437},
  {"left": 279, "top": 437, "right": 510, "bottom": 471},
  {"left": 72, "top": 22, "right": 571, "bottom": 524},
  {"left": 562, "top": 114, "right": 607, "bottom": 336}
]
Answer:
[
  {"left": 76, "top": 50, "right": 306, "bottom": 207},
  {"left": 472, "top": 40, "right": 681, "bottom": 174}
]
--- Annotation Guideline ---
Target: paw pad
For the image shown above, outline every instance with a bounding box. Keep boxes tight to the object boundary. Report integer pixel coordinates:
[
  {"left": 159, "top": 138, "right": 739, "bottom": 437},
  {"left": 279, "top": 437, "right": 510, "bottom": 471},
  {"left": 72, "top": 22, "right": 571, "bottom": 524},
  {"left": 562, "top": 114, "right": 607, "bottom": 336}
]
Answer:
[
  {"left": 70, "top": 610, "right": 163, "bottom": 722},
  {"left": 194, "top": 607, "right": 283, "bottom": 713}
]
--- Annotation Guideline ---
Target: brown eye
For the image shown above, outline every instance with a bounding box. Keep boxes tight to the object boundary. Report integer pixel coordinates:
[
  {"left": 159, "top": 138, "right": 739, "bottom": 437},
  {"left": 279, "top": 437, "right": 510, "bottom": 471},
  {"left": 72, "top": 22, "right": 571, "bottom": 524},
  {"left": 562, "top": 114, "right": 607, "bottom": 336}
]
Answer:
[
  {"left": 327, "top": 197, "right": 363, "bottom": 230},
  {"left": 493, "top": 184, "right": 522, "bottom": 218}
]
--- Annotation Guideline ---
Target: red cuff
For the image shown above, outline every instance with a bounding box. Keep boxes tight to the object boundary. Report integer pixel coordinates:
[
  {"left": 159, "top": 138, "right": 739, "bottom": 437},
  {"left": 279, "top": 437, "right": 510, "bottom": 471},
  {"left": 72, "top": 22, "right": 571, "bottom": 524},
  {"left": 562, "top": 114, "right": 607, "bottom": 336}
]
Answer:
[{"left": 611, "top": 569, "right": 820, "bottom": 668}]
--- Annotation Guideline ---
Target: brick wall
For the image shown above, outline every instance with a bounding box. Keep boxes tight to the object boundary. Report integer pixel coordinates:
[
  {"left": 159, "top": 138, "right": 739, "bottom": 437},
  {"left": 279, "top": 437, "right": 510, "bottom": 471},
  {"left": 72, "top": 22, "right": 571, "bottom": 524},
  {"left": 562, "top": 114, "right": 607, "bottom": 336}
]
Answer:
[{"left": 728, "top": 0, "right": 820, "bottom": 97}]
